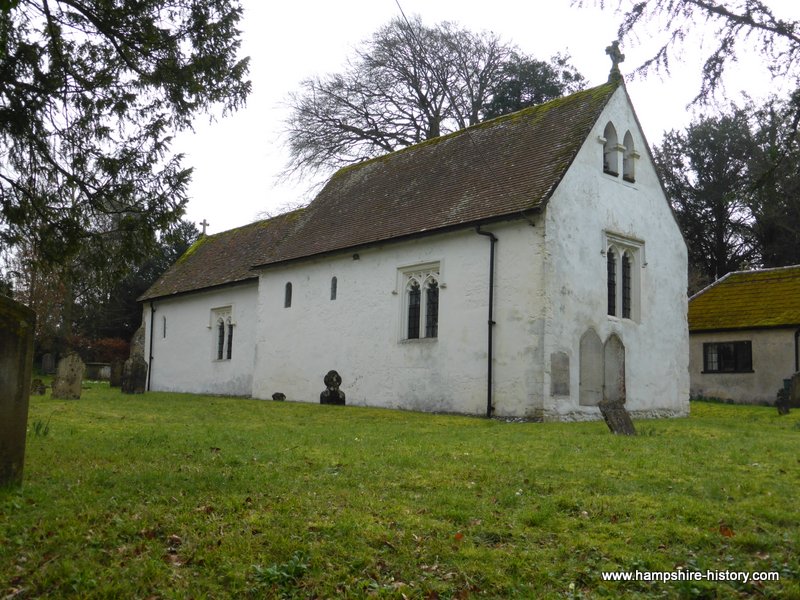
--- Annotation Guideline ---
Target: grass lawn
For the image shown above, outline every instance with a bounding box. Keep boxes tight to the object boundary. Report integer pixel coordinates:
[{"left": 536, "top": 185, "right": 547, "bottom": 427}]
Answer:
[{"left": 2, "top": 385, "right": 799, "bottom": 599}]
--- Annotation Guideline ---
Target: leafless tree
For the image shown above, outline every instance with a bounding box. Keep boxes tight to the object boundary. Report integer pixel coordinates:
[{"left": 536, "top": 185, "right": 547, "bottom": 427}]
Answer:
[{"left": 283, "top": 16, "right": 583, "bottom": 178}]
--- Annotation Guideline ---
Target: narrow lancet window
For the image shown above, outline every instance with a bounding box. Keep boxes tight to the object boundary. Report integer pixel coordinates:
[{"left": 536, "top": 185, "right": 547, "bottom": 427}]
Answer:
[
  {"left": 622, "top": 253, "right": 632, "bottom": 318},
  {"left": 607, "top": 249, "right": 617, "bottom": 316},
  {"left": 284, "top": 282, "right": 292, "bottom": 308},
  {"left": 217, "top": 318, "right": 225, "bottom": 360},
  {"left": 226, "top": 318, "right": 233, "bottom": 360},
  {"left": 425, "top": 279, "right": 439, "bottom": 338},
  {"left": 407, "top": 281, "right": 421, "bottom": 339},
  {"left": 330, "top": 276, "right": 337, "bottom": 301}
]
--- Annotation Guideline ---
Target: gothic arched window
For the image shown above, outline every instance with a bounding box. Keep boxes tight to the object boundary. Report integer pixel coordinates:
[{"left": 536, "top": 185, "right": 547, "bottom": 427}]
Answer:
[
  {"left": 216, "top": 318, "right": 225, "bottom": 360},
  {"left": 404, "top": 268, "right": 440, "bottom": 340},
  {"left": 603, "top": 122, "right": 619, "bottom": 176},
  {"left": 226, "top": 317, "right": 233, "bottom": 360},
  {"left": 607, "top": 248, "right": 617, "bottom": 316},
  {"left": 330, "top": 276, "right": 337, "bottom": 301}
]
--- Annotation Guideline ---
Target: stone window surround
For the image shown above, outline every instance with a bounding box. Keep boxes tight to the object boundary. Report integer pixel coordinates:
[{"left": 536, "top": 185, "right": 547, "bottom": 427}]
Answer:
[
  {"left": 598, "top": 123, "right": 640, "bottom": 182},
  {"left": 208, "top": 306, "right": 234, "bottom": 361},
  {"left": 603, "top": 232, "right": 644, "bottom": 323},
  {"left": 395, "top": 261, "right": 442, "bottom": 342}
]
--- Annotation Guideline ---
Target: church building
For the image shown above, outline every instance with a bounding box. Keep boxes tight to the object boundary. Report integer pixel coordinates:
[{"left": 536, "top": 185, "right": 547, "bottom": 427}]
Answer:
[{"left": 139, "top": 71, "right": 689, "bottom": 421}]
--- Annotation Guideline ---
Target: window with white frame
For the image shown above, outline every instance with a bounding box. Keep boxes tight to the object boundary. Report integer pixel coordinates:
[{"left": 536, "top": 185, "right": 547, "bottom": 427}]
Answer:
[
  {"left": 211, "top": 307, "right": 233, "bottom": 360},
  {"left": 401, "top": 265, "right": 440, "bottom": 340},
  {"left": 605, "top": 233, "right": 643, "bottom": 322}
]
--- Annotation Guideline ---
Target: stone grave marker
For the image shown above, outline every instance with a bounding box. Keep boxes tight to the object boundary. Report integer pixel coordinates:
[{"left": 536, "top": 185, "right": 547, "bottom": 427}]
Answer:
[
  {"left": 319, "top": 370, "right": 346, "bottom": 405},
  {"left": 1, "top": 294, "right": 36, "bottom": 486},
  {"left": 41, "top": 353, "right": 55, "bottom": 374},
  {"left": 598, "top": 398, "right": 636, "bottom": 435},
  {"left": 121, "top": 356, "right": 147, "bottom": 394},
  {"left": 51, "top": 353, "right": 85, "bottom": 400},
  {"left": 109, "top": 360, "right": 123, "bottom": 387}
]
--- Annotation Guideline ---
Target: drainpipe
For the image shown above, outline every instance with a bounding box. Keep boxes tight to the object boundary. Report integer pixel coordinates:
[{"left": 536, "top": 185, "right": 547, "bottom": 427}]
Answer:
[
  {"left": 476, "top": 227, "right": 497, "bottom": 418},
  {"left": 147, "top": 302, "right": 155, "bottom": 391}
]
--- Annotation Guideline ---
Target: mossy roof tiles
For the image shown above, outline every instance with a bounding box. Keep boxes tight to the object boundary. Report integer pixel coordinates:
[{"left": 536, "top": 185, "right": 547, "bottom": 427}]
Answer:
[
  {"left": 141, "top": 83, "right": 619, "bottom": 300},
  {"left": 139, "top": 210, "right": 303, "bottom": 301},
  {"left": 688, "top": 265, "right": 800, "bottom": 332},
  {"left": 253, "top": 82, "right": 618, "bottom": 268}
]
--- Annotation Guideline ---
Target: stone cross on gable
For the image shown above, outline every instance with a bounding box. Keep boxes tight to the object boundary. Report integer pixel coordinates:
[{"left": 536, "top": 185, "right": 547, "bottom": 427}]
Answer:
[
  {"left": 605, "top": 41, "right": 625, "bottom": 84},
  {"left": 200, "top": 219, "right": 210, "bottom": 235}
]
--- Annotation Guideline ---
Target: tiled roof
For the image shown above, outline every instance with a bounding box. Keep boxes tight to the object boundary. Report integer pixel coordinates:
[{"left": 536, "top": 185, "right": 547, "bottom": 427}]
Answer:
[
  {"left": 688, "top": 265, "right": 800, "bottom": 331},
  {"left": 141, "top": 82, "right": 619, "bottom": 300},
  {"left": 139, "top": 210, "right": 304, "bottom": 301},
  {"left": 254, "top": 82, "right": 619, "bottom": 267}
]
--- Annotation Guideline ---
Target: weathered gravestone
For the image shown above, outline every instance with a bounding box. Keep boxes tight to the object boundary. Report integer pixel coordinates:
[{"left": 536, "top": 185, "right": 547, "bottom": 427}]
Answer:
[
  {"left": 109, "top": 360, "right": 123, "bottom": 387},
  {"left": 30, "top": 378, "right": 46, "bottom": 395},
  {"left": 121, "top": 356, "right": 148, "bottom": 394},
  {"left": 130, "top": 323, "right": 146, "bottom": 361},
  {"left": 0, "top": 294, "right": 36, "bottom": 487},
  {"left": 51, "top": 353, "right": 85, "bottom": 400},
  {"left": 319, "top": 370, "right": 346, "bottom": 405},
  {"left": 41, "top": 352, "right": 55, "bottom": 375},
  {"left": 598, "top": 399, "right": 636, "bottom": 436}
]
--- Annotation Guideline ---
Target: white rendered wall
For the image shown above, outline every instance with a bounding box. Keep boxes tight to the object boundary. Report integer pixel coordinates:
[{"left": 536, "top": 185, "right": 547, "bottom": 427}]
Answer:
[
  {"left": 540, "top": 85, "right": 690, "bottom": 420},
  {"left": 252, "top": 222, "right": 547, "bottom": 418},
  {"left": 689, "top": 329, "right": 797, "bottom": 404},
  {"left": 142, "top": 282, "right": 258, "bottom": 396}
]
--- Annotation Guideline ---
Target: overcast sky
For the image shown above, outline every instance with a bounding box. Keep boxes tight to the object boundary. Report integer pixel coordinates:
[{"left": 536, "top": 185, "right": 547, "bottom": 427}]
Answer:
[{"left": 174, "top": 0, "right": 797, "bottom": 235}]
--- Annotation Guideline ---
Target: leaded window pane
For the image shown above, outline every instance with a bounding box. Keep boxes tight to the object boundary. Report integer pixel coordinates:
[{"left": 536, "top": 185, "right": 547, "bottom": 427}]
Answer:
[
  {"left": 622, "top": 253, "right": 631, "bottom": 319},
  {"left": 217, "top": 320, "right": 225, "bottom": 360},
  {"left": 408, "top": 281, "right": 421, "bottom": 339},
  {"left": 226, "top": 321, "right": 233, "bottom": 360},
  {"left": 607, "top": 250, "right": 616, "bottom": 316},
  {"left": 425, "top": 280, "right": 439, "bottom": 338}
]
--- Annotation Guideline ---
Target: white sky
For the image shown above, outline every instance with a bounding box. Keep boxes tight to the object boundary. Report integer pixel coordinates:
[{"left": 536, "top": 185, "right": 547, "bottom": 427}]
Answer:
[{"left": 174, "top": 0, "right": 797, "bottom": 235}]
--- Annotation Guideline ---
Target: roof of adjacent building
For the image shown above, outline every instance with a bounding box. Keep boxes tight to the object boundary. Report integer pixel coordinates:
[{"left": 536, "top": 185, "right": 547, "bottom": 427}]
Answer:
[
  {"left": 141, "top": 82, "right": 620, "bottom": 301},
  {"left": 688, "top": 265, "right": 800, "bottom": 332},
  {"left": 139, "top": 210, "right": 304, "bottom": 301}
]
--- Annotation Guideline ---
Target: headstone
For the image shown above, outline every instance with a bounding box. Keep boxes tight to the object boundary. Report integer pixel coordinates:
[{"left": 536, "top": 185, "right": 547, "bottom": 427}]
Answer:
[
  {"left": 85, "top": 362, "right": 111, "bottom": 380},
  {"left": 272, "top": 392, "right": 286, "bottom": 401},
  {"left": 41, "top": 352, "right": 55, "bottom": 374},
  {"left": 598, "top": 399, "right": 636, "bottom": 435},
  {"left": 790, "top": 373, "right": 800, "bottom": 408},
  {"left": 130, "top": 323, "right": 146, "bottom": 361},
  {"left": 319, "top": 370, "right": 346, "bottom": 405},
  {"left": 30, "top": 378, "right": 46, "bottom": 395},
  {"left": 109, "top": 360, "right": 123, "bottom": 387},
  {"left": 121, "top": 356, "right": 147, "bottom": 394},
  {"left": 51, "top": 353, "right": 85, "bottom": 400},
  {"left": 776, "top": 385, "right": 791, "bottom": 415},
  {"left": 1, "top": 294, "right": 36, "bottom": 486}
]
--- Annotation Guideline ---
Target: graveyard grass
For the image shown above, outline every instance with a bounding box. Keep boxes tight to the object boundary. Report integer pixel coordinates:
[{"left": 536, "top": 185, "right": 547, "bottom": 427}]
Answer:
[{"left": 2, "top": 385, "right": 799, "bottom": 599}]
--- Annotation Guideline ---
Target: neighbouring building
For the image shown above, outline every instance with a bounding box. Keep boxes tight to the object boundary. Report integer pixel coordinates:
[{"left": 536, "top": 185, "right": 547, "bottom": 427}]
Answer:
[
  {"left": 688, "top": 265, "right": 800, "bottom": 404},
  {"left": 139, "top": 71, "right": 689, "bottom": 421}
]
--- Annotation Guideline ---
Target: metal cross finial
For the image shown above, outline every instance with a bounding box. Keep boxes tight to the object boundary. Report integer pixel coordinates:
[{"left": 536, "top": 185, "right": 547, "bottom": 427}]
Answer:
[
  {"left": 200, "top": 218, "right": 210, "bottom": 235},
  {"left": 605, "top": 41, "right": 625, "bottom": 84}
]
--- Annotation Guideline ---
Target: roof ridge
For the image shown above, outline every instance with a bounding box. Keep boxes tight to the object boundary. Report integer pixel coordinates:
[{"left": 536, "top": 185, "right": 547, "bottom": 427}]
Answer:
[{"left": 330, "top": 81, "right": 619, "bottom": 182}]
